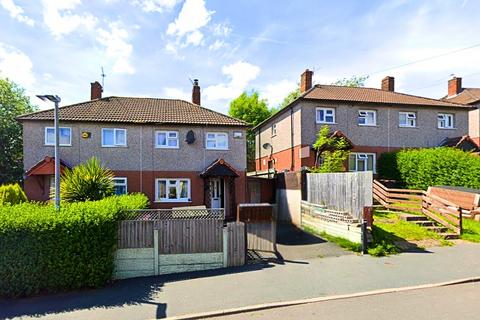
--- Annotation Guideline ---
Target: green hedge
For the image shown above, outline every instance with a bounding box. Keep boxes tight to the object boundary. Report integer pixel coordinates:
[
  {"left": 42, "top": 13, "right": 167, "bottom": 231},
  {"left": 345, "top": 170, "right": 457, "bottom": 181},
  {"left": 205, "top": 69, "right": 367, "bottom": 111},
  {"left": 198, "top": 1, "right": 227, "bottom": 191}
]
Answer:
[
  {"left": 377, "top": 148, "right": 480, "bottom": 190},
  {"left": 0, "top": 183, "right": 27, "bottom": 205},
  {"left": 0, "top": 193, "right": 148, "bottom": 297}
]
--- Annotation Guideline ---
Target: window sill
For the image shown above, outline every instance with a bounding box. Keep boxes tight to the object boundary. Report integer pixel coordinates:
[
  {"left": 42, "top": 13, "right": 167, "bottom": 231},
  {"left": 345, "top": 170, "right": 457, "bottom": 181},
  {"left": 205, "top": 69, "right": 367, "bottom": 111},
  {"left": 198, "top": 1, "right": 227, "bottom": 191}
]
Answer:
[
  {"left": 358, "top": 124, "right": 378, "bottom": 127},
  {"left": 398, "top": 126, "right": 418, "bottom": 129},
  {"left": 44, "top": 144, "right": 72, "bottom": 147},
  {"left": 437, "top": 127, "right": 456, "bottom": 130},
  {"left": 154, "top": 200, "right": 191, "bottom": 203},
  {"left": 316, "top": 122, "right": 337, "bottom": 125},
  {"left": 155, "top": 146, "right": 180, "bottom": 149},
  {"left": 206, "top": 148, "right": 230, "bottom": 151},
  {"left": 101, "top": 145, "right": 128, "bottom": 148}
]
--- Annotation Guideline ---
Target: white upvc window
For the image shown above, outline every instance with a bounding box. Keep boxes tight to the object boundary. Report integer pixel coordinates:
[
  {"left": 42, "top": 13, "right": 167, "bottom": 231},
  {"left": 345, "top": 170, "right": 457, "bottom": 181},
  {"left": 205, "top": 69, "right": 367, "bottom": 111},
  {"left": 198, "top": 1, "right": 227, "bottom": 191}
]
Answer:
[
  {"left": 348, "top": 153, "right": 376, "bottom": 173},
  {"left": 113, "top": 177, "right": 127, "bottom": 195},
  {"left": 206, "top": 132, "right": 228, "bottom": 150},
  {"left": 271, "top": 124, "right": 277, "bottom": 137},
  {"left": 45, "top": 127, "right": 72, "bottom": 146},
  {"left": 102, "top": 128, "right": 127, "bottom": 147},
  {"left": 156, "top": 131, "right": 179, "bottom": 148},
  {"left": 438, "top": 113, "right": 454, "bottom": 129},
  {"left": 316, "top": 107, "right": 335, "bottom": 124},
  {"left": 399, "top": 112, "right": 417, "bottom": 128},
  {"left": 358, "top": 110, "right": 377, "bottom": 126},
  {"left": 155, "top": 178, "right": 190, "bottom": 202}
]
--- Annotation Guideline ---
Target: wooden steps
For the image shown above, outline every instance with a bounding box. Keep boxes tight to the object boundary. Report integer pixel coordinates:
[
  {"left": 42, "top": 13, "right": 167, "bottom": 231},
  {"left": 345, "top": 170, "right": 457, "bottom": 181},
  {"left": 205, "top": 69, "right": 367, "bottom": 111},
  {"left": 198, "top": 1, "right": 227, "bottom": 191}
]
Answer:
[{"left": 399, "top": 213, "right": 459, "bottom": 239}]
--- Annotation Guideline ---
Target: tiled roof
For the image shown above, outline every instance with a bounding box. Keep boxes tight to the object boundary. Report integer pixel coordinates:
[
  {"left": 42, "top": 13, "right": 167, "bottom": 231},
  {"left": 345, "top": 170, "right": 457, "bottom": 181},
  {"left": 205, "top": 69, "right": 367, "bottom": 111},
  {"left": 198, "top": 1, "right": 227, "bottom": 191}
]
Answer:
[
  {"left": 17, "top": 96, "right": 247, "bottom": 127},
  {"left": 443, "top": 88, "right": 480, "bottom": 105},
  {"left": 303, "top": 85, "right": 467, "bottom": 108}
]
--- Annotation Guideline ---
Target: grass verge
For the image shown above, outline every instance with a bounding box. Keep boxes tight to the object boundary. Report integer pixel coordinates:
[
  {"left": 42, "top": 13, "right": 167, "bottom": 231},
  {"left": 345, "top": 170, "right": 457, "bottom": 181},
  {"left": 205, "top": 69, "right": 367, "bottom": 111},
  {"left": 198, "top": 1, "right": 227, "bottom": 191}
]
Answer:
[
  {"left": 302, "top": 225, "right": 362, "bottom": 253},
  {"left": 461, "top": 219, "right": 480, "bottom": 243}
]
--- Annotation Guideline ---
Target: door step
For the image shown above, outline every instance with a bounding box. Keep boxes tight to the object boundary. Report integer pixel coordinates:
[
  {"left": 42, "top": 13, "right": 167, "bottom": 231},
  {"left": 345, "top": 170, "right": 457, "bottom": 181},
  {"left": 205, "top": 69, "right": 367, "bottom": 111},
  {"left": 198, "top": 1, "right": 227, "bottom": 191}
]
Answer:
[{"left": 398, "top": 213, "right": 456, "bottom": 239}]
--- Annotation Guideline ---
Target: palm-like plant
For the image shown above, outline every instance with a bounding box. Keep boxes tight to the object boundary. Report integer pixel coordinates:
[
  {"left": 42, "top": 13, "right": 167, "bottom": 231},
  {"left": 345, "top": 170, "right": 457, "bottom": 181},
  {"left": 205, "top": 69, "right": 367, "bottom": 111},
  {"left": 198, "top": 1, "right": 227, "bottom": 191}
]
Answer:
[{"left": 57, "top": 157, "right": 114, "bottom": 202}]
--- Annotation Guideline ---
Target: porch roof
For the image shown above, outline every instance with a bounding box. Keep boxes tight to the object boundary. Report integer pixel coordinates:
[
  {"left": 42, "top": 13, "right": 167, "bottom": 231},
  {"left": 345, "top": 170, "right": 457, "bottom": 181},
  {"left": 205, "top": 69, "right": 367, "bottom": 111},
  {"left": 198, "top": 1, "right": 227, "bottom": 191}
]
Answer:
[
  {"left": 200, "top": 158, "right": 239, "bottom": 178},
  {"left": 26, "top": 156, "right": 71, "bottom": 176}
]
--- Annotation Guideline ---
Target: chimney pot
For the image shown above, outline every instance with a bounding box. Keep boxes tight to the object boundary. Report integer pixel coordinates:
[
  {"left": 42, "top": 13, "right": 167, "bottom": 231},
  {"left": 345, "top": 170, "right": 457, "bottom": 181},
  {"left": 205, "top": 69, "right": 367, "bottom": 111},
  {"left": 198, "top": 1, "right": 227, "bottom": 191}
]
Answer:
[
  {"left": 300, "top": 69, "right": 313, "bottom": 93},
  {"left": 192, "top": 79, "right": 201, "bottom": 105},
  {"left": 381, "top": 76, "right": 395, "bottom": 91},
  {"left": 90, "top": 81, "right": 103, "bottom": 100},
  {"left": 448, "top": 77, "right": 462, "bottom": 97}
]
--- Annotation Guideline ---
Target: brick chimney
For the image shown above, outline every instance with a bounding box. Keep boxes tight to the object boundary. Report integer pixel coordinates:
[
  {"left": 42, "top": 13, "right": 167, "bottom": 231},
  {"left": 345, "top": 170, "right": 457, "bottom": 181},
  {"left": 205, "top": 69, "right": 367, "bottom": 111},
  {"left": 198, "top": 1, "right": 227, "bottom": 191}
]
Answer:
[
  {"left": 381, "top": 76, "right": 395, "bottom": 92},
  {"left": 300, "top": 69, "right": 313, "bottom": 93},
  {"left": 192, "top": 79, "right": 201, "bottom": 105},
  {"left": 448, "top": 77, "right": 462, "bottom": 97},
  {"left": 91, "top": 81, "right": 103, "bottom": 100}
]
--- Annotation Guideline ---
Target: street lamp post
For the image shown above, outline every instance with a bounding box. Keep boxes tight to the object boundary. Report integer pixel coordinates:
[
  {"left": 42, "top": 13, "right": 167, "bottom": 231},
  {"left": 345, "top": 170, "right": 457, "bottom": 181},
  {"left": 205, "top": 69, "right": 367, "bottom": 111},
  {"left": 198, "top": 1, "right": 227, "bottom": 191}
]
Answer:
[{"left": 36, "top": 95, "right": 61, "bottom": 209}]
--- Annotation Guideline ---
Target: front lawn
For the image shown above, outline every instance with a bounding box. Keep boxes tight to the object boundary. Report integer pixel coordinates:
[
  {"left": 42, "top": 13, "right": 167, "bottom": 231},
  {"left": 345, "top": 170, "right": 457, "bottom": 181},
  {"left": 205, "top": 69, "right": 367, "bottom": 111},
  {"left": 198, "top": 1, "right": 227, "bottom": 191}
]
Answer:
[{"left": 461, "top": 219, "right": 480, "bottom": 243}]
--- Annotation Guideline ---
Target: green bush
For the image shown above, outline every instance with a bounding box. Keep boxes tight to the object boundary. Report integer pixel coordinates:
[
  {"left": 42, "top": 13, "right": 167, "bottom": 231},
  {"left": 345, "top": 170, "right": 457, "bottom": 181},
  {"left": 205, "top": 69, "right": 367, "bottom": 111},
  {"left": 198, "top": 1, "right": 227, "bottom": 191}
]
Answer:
[
  {"left": 59, "top": 157, "right": 115, "bottom": 202},
  {"left": 0, "top": 193, "right": 148, "bottom": 297},
  {"left": 377, "top": 148, "right": 480, "bottom": 190},
  {"left": 0, "top": 183, "right": 27, "bottom": 205}
]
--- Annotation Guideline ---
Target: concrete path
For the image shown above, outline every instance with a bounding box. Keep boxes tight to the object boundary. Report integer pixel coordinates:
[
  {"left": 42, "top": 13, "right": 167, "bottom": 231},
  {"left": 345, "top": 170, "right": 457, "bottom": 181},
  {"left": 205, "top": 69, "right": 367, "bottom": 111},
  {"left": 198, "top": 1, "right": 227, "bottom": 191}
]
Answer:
[
  {"left": 218, "top": 281, "right": 480, "bottom": 320},
  {"left": 2, "top": 241, "right": 480, "bottom": 319}
]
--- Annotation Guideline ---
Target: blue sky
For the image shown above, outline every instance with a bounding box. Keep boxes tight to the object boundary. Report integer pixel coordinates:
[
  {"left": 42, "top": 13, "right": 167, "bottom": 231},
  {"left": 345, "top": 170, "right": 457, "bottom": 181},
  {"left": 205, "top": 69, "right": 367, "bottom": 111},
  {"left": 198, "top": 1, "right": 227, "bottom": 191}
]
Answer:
[{"left": 1, "top": 0, "right": 480, "bottom": 113}]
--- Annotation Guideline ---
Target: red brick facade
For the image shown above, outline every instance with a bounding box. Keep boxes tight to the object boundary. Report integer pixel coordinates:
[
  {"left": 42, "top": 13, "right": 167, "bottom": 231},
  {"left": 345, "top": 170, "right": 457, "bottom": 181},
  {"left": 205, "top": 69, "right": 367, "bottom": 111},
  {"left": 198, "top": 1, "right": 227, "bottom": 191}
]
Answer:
[{"left": 255, "top": 144, "right": 402, "bottom": 172}]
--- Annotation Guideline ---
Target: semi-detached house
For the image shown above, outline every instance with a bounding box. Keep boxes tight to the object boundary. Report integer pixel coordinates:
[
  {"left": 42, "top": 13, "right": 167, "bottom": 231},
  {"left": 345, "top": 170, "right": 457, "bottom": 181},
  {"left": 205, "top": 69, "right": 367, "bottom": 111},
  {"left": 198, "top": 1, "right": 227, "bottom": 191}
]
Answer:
[
  {"left": 254, "top": 70, "right": 474, "bottom": 175},
  {"left": 17, "top": 81, "right": 248, "bottom": 219}
]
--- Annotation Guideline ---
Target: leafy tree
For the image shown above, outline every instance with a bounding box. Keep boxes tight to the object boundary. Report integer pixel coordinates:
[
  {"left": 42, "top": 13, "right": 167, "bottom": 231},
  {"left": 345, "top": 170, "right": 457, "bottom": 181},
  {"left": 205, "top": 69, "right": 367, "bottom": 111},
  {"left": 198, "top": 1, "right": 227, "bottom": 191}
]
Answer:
[
  {"left": 278, "top": 87, "right": 300, "bottom": 110},
  {"left": 0, "top": 183, "right": 27, "bottom": 205},
  {"left": 0, "top": 79, "right": 37, "bottom": 184},
  {"left": 332, "top": 75, "right": 368, "bottom": 87},
  {"left": 229, "top": 91, "right": 273, "bottom": 170},
  {"left": 310, "top": 125, "right": 351, "bottom": 173},
  {"left": 58, "top": 157, "right": 115, "bottom": 202}
]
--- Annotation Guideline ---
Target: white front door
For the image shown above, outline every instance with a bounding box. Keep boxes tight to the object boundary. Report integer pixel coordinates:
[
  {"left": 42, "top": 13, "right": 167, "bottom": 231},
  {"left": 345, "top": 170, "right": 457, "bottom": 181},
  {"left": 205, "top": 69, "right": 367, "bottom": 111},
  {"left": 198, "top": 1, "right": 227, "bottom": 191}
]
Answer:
[{"left": 211, "top": 178, "right": 224, "bottom": 208}]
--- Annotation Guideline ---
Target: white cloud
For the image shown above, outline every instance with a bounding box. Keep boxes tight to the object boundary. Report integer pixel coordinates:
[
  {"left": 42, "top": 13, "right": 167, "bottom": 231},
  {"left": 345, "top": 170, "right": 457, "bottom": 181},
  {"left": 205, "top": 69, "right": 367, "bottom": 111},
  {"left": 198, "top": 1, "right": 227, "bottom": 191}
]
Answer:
[
  {"left": 261, "top": 80, "right": 297, "bottom": 107},
  {"left": 0, "top": 0, "right": 34, "bottom": 26},
  {"left": 212, "top": 22, "right": 232, "bottom": 37},
  {"left": 97, "top": 22, "right": 134, "bottom": 75},
  {"left": 162, "top": 87, "right": 190, "bottom": 100},
  {"left": 0, "top": 43, "right": 35, "bottom": 88},
  {"left": 41, "top": 0, "right": 97, "bottom": 38},
  {"left": 203, "top": 61, "right": 260, "bottom": 101},
  {"left": 132, "top": 0, "right": 181, "bottom": 12},
  {"left": 208, "top": 39, "right": 225, "bottom": 51},
  {"left": 166, "top": 0, "right": 213, "bottom": 49}
]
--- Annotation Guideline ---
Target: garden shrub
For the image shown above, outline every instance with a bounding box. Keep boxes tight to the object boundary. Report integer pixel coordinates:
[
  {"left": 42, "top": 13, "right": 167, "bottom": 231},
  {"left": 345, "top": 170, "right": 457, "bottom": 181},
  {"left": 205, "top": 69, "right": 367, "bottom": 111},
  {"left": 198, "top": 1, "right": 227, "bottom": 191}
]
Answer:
[
  {"left": 376, "top": 152, "right": 401, "bottom": 181},
  {"left": 0, "top": 183, "right": 27, "bottom": 205},
  {"left": 0, "top": 193, "right": 148, "bottom": 297},
  {"left": 377, "top": 147, "right": 480, "bottom": 190}
]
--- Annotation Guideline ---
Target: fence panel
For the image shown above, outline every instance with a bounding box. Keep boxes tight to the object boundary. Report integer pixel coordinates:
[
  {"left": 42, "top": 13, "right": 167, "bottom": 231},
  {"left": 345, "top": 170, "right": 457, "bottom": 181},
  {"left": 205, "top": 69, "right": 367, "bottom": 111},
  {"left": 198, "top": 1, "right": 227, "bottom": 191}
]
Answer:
[
  {"left": 118, "top": 220, "right": 154, "bottom": 249},
  {"left": 307, "top": 172, "right": 373, "bottom": 220},
  {"left": 226, "top": 222, "right": 245, "bottom": 267},
  {"left": 157, "top": 219, "right": 223, "bottom": 254},
  {"left": 372, "top": 179, "right": 424, "bottom": 213},
  {"left": 237, "top": 204, "right": 276, "bottom": 252}
]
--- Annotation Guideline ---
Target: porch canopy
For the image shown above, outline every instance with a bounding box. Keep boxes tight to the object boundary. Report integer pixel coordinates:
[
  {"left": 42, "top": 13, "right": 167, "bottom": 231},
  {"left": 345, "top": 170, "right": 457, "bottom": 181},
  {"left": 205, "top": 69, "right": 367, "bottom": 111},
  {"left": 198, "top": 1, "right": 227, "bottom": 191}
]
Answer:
[
  {"left": 200, "top": 158, "right": 239, "bottom": 178},
  {"left": 25, "top": 156, "right": 71, "bottom": 176}
]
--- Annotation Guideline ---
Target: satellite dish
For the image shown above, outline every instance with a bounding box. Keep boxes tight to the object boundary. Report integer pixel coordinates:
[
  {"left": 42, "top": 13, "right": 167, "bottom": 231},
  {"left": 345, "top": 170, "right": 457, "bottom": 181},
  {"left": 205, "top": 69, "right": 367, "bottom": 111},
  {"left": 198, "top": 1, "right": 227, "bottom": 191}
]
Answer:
[{"left": 186, "top": 130, "right": 195, "bottom": 144}]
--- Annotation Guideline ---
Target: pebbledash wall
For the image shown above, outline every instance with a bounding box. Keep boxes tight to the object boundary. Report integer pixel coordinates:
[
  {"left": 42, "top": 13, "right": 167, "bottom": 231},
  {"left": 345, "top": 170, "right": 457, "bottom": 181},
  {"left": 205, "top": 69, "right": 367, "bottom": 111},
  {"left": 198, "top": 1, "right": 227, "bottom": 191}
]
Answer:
[
  {"left": 255, "top": 100, "right": 469, "bottom": 172},
  {"left": 22, "top": 121, "right": 247, "bottom": 208}
]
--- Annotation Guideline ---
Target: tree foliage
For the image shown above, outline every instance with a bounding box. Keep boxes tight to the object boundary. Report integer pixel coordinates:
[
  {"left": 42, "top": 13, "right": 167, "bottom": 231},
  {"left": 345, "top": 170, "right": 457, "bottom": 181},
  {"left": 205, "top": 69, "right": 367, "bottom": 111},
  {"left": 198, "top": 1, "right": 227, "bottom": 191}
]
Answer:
[
  {"left": 59, "top": 157, "right": 115, "bottom": 202},
  {"left": 0, "top": 79, "right": 37, "bottom": 184},
  {"left": 278, "top": 87, "right": 301, "bottom": 110},
  {"left": 332, "top": 75, "right": 368, "bottom": 87},
  {"left": 310, "top": 125, "right": 351, "bottom": 173},
  {"left": 229, "top": 91, "right": 274, "bottom": 170}
]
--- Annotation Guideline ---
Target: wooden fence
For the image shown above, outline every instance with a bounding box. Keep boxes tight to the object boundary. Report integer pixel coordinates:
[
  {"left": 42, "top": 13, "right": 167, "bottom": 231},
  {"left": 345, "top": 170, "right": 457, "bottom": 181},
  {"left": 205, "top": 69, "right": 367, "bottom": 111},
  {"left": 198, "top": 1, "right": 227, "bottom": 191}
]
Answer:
[
  {"left": 422, "top": 192, "right": 462, "bottom": 235},
  {"left": 237, "top": 203, "right": 276, "bottom": 252},
  {"left": 225, "top": 222, "right": 246, "bottom": 267},
  {"left": 373, "top": 180, "right": 463, "bottom": 235},
  {"left": 372, "top": 179, "right": 424, "bottom": 214},
  {"left": 307, "top": 172, "right": 373, "bottom": 220}
]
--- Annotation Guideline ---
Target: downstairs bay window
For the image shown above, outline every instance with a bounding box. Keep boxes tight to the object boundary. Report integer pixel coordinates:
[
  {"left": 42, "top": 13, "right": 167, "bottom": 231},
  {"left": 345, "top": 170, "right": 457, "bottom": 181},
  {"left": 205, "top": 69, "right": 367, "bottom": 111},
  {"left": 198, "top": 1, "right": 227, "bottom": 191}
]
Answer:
[
  {"left": 155, "top": 178, "right": 191, "bottom": 202},
  {"left": 348, "top": 153, "right": 376, "bottom": 173}
]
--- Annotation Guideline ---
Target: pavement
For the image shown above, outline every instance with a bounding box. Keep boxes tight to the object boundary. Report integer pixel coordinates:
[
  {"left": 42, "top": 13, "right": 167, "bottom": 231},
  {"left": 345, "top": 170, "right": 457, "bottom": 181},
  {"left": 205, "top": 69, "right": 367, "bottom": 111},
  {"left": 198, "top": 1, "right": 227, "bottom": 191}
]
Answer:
[
  {"left": 1, "top": 228, "right": 480, "bottom": 320},
  {"left": 216, "top": 281, "right": 480, "bottom": 320}
]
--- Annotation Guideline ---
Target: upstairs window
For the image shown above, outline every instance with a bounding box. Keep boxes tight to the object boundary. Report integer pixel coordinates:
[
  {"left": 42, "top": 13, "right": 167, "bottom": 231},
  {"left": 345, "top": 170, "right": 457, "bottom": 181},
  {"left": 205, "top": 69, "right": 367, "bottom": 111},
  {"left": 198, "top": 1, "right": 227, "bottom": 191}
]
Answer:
[
  {"left": 102, "top": 128, "right": 126, "bottom": 147},
  {"left": 113, "top": 178, "right": 127, "bottom": 195},
  {"left": 45, "top": 127, "right": 71, "bottom": 146},
  {"left": 438, "top": 113, "right": 454, "bottom": 129},
  {"left": 316, "top": 107, "right": 335, "bottom": 124},
  {"left": 156, "top": 131, "right": 179, "bottom": 148},
  {"left": 358, "top": 110, "right": 377, "bottom": 126},
  {"left": 206, "top": 132, "right": 228, "bottom": 150},
  {"left": 271, "top": 124, "right": 277, "bottom": 137},
  {"left": 399, "top": 112, "right": 416, "bottom": 128}
]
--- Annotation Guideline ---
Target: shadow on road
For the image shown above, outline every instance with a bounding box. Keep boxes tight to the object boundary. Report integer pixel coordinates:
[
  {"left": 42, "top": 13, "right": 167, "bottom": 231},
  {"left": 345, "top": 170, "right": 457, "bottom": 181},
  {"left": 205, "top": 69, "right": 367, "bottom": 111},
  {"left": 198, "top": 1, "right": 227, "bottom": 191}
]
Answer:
[{"left": 0, "top": 263, "right": 274, "bottom": 320}]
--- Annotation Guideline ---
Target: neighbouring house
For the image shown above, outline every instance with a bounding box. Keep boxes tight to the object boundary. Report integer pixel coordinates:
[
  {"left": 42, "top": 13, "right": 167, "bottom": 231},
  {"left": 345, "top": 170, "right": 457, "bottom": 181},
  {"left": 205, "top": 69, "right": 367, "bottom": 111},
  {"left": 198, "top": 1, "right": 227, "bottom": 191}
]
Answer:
[
  {"left": 17, "top": 80, "right": 248, "bottom": 219},
  {"left": 253, "top": 69, "right": 473, "bottom": 175},
  {"left": 442, "top": 76, "right": 480, "bottom": 147}
]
